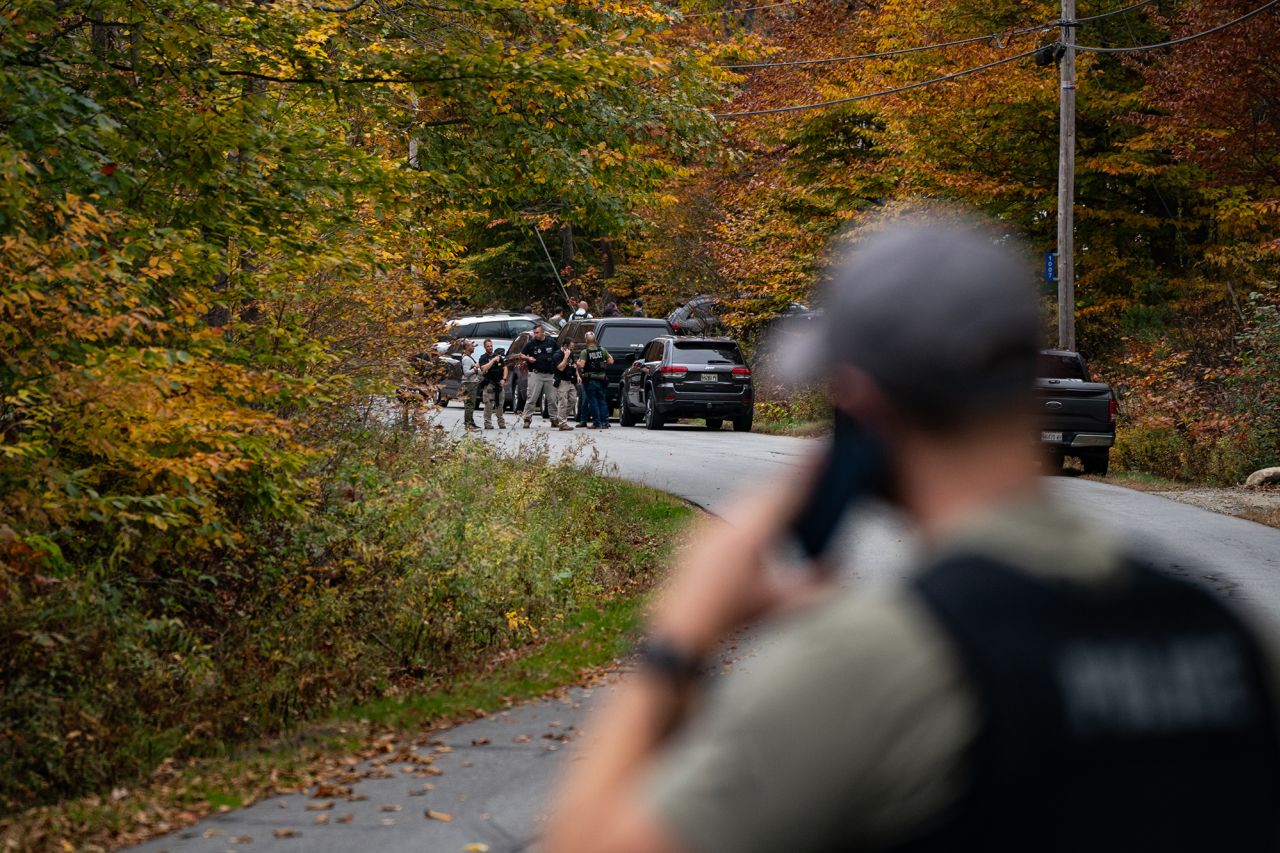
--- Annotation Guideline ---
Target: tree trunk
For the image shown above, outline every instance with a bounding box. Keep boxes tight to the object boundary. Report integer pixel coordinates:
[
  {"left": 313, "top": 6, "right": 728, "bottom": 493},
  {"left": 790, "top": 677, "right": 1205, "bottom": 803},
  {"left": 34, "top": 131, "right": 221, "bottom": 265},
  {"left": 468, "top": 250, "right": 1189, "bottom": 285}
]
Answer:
[{"left": 600, "top": 237, "right": 615, "bottom": 279}]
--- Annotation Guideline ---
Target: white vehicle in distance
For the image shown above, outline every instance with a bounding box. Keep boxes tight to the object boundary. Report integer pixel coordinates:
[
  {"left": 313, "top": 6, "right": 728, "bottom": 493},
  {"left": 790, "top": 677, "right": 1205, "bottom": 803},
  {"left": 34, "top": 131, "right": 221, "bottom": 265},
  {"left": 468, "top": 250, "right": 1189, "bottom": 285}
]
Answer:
[{"left": 434, "top": 312, "right": 559, "bottom": 355}]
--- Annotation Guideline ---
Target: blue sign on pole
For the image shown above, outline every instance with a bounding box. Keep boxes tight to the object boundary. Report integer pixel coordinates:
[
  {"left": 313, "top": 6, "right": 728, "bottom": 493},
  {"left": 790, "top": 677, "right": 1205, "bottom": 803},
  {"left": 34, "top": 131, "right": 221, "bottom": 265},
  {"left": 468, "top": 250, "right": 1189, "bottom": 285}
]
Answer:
[{"left": 1044, "top": 251, "right": 1058, "bottom": 282}]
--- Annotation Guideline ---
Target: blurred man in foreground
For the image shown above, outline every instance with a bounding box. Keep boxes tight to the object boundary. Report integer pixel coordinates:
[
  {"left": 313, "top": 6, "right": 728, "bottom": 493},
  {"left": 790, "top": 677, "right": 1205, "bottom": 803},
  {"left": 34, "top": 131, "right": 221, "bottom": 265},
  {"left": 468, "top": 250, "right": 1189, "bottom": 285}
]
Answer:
[{"left": 548, "top": 214, "right": 1280, "bottom": 853}]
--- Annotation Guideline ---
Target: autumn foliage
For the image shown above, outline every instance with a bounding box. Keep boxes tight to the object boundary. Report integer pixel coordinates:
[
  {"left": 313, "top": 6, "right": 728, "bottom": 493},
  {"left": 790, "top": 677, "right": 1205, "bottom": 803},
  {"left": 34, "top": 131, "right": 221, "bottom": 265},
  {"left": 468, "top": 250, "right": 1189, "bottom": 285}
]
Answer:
[
  {"left": 1, "top": 0, "right": 719, "bottom": 817},
  {"left": 623, "top": 0, "right": 1279, "bottom": 479},
  {"left": 4, "top": 0, "right": 1280, "bottom": 830}
]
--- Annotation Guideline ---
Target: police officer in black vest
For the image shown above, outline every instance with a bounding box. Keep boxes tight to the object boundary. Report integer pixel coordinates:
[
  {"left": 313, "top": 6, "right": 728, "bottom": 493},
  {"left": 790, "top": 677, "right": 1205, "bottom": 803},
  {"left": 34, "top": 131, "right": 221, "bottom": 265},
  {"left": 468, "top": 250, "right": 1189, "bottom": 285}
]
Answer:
[
  {"left": 516, "top": 325, "right": 564, "bottom": 428},
  {"left": 549, "top": 213, "right": 1280, "bottom": 853}
]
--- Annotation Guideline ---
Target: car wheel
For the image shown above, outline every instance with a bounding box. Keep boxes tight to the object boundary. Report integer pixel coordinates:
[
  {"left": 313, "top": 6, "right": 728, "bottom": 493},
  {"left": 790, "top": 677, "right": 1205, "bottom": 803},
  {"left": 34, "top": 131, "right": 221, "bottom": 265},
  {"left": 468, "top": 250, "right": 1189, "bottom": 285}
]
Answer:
[
  {"left": 620, "top": 397, "right": 637, "bottom": 427},
  {"left": 706, "top": 418, "right": 724, "bottom": 431},
  {"left": 436, "top": 390, "right": 448, "bottom": 407},
  {"left": 1046, "top": 449, "right": 1066, "bottom": 474},
  {"left": 644, "top": 388, "right": 664, "bottom": 431},
  {"left": 1080, "top": 450, "right": 1110, "bottom": 477},
  {"left": 731, "top": 411, "right": 752, "bottom": 432}
]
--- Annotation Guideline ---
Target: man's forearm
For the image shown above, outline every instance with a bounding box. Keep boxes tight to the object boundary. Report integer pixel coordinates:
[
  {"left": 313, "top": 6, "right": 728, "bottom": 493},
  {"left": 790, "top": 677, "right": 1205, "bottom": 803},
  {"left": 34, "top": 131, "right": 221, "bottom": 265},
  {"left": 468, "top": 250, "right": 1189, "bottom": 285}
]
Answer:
[{"left": 548, "top": 675, "right": 691, "bottom": 853}]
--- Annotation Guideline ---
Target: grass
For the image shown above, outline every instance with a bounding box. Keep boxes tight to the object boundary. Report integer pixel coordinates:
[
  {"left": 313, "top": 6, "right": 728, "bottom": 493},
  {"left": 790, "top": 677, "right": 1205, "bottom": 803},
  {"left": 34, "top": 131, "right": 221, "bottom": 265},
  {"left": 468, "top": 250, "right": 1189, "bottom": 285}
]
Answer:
[
  {"left": 0, "top": 546, "right": 674, "bottom": 853},
  {"left": 1095, "top": 469, "right": 1190, "bottom": 491},
  {"left": 752, "top": 416, "right": 830, "bottom": 437},
  {"left": 339, "top": 596, "right": 645, "bottom": 729},
  {"left": 1, "top": 423, "right": 694, "bottom": 852}
]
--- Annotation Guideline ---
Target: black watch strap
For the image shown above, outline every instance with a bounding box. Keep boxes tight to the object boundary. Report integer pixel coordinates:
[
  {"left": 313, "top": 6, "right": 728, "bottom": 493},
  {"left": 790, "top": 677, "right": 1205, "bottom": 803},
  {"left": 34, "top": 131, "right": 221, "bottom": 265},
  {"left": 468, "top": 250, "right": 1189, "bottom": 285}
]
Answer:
[{"left": 635, "top": 637, "right": 704, "bottom": 686}]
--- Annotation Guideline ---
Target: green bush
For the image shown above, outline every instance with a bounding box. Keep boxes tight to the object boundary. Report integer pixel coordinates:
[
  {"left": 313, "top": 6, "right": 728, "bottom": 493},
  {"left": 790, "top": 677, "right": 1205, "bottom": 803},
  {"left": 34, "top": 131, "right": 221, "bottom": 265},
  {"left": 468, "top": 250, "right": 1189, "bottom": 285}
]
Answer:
[
  {"left": 0, "top": 426, "right": 687, "bottom": 812},
  {"left": 753, "top": 386, "right": 832, "bottom": 434},
  {"left": 1114, "top": 423, "right": 1260, "bottom": 485},
  {"left": 1113, "top": 424, "right": 1193, "bottom": 481}
]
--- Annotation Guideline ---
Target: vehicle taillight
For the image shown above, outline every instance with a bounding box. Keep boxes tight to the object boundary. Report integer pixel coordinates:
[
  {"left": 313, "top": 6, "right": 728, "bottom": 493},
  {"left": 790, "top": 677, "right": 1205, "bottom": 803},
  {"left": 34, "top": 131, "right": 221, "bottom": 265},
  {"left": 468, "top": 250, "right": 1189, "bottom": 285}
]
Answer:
[
  {"left": 1109, "top": 398, "right": 1118, "bottom": 424},
  {"left": 671, "top": 322, "right": 682, "bottom": 331},
  {"left": 732, "top": 366, "right": 751, "bottom": 377},
  {"left": 660, "top": 365, "right": 688, "bottom": 376}
]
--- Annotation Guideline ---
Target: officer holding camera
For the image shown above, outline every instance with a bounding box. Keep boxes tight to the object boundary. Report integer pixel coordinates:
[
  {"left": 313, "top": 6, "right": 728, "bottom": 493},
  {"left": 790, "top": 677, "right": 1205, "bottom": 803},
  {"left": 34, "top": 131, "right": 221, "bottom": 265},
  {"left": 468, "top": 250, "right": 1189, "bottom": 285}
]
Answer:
[
  {"left": 457, "top": 339, "right": 480, "bottom": 432},
  {"left": 553, "top": 342, "right": 579, "bottom": 432},
  {"left": 477, "top": 338, "right": 507, "bottom": 430}
]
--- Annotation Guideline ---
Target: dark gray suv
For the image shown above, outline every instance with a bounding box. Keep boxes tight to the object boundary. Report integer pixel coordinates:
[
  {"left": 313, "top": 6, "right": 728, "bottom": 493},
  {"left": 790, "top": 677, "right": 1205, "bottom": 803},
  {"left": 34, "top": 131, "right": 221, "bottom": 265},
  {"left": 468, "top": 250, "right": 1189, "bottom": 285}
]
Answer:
[{"left": 618, "top": 336, "right": 754, "bottom": 431}]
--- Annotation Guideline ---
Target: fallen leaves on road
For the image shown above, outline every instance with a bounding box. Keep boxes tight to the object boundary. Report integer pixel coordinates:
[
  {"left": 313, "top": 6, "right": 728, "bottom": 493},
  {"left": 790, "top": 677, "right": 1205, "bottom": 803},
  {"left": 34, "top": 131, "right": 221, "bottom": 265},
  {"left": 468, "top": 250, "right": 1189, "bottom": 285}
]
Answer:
[
  {"left": 425, "top": 809, "right": 453, "bottom": 822},
  {"left": 305, "top": 800, "right": 333, "bottom": 811},
  {"left": 273, "top": 828, "right": 299, "bottom": 838}
]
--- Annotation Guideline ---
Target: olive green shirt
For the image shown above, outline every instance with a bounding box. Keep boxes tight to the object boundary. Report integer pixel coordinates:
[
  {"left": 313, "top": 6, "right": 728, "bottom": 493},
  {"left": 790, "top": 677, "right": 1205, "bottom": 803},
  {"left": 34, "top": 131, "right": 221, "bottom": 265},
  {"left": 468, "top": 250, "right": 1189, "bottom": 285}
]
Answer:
[{"left": 645, "top": 497, "right": 1280, "bottom": 853}]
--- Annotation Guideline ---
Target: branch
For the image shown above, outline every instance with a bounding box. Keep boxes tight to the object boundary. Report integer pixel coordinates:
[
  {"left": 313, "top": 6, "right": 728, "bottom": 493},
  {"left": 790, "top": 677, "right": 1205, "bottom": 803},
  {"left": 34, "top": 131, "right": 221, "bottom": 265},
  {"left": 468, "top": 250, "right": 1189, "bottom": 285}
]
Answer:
[
  {"left": 90, "top": 59, "right": 495, "bottom": 86},
  {"left": 312, "top": 0, "right": 367, "bottom": 11}
]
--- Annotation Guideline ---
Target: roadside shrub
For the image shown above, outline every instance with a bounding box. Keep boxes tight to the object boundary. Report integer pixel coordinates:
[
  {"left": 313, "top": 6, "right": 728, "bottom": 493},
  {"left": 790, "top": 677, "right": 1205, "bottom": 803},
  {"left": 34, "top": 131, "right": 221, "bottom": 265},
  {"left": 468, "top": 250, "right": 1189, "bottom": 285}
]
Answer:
[
  {"left": 0, "top": 426, "right": 684, "bottom": 812},
  {"left": 1113, "top": 422, "right": 1258, "bottom": 484},
  {"left": 1113, "top": 424, "right": 1192, "bottom": 481},
  {"left": 753, "top": 385, "right": 832, "bottom": 434}
]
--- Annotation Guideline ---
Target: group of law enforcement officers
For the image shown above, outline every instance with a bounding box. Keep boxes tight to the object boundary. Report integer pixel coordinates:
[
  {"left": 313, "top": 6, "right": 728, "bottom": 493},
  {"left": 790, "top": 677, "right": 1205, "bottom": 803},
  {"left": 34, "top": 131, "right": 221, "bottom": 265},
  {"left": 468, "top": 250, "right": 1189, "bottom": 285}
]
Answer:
[{"left": 461, "top": 322, "right": 617, "bottom": 432}]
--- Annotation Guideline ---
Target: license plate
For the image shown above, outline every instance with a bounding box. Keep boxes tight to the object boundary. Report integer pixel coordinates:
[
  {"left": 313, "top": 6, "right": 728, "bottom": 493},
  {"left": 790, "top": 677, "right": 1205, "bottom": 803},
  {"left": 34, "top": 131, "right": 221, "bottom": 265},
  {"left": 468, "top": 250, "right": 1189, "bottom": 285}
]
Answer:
[
  {"left": 701, "top": 373, "right": 718, "bottom": 382},
  {"left": 1041, "top": 431, "right": 1063, "bottom": 443}
]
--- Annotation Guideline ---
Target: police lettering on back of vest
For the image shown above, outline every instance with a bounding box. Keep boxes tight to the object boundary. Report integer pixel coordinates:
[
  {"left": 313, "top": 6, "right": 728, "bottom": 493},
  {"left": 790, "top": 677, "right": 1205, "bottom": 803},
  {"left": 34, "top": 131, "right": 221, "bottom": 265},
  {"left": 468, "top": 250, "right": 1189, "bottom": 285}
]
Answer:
[
  {"left": 584, "top": 347, "right": 608, "bottom": 378},
  {"left": 904, "top": 555, "right": 1280, "bottom": 853}
]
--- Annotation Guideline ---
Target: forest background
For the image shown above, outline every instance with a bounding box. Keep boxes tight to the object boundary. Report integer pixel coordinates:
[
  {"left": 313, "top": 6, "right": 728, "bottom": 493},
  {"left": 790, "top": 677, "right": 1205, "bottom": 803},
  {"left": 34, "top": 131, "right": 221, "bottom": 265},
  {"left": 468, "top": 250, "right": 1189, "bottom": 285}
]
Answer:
[{"left": 2, "top": 0, "right": 1278, "bottom": 837}]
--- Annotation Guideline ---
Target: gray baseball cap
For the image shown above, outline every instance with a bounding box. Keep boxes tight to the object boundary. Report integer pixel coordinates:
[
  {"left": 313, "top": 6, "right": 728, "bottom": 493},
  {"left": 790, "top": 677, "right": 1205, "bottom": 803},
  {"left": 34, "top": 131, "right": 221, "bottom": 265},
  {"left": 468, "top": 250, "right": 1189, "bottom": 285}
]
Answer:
[{"left": 777, "top": 213, "right": 1042, "bottom": 421}]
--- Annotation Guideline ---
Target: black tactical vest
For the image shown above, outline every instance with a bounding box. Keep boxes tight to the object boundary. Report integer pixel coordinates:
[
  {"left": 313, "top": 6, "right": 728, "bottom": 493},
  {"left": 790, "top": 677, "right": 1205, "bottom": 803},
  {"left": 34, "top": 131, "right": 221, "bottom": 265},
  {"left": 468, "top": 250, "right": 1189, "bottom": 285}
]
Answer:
[{"left": 895, "top": 554, "right": 1280, "bottom": 852}]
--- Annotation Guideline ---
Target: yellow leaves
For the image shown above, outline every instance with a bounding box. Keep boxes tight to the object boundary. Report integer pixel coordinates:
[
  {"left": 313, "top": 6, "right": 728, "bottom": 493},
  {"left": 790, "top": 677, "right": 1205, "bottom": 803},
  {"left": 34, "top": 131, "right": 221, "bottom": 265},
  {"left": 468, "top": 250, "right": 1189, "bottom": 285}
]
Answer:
[{"left": 504, "top": 609, "right": 538, "bottom": 637}]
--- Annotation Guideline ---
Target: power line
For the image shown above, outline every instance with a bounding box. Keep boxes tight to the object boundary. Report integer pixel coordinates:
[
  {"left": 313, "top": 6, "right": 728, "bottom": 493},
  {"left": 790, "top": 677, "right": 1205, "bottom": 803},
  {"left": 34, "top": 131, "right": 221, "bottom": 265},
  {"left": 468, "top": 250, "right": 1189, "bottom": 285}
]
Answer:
[
  {"left": 718, "top": 0, "right": 1156, "bottom": 70},
  {"left": 1075, "top": 0, "right": 1280, "bottom": 52},
  {"left": 1074, "top": 0, "right": 1156, "bottom": 24},
  {"left": 720, "top": 23, "right": 1049, "bottom": 69},
  {"left": 685, "top": 1, "right": 802, "bottom": 19},
  {"left": 714, "top": 47, "right": 1040, "bottom": 117}
]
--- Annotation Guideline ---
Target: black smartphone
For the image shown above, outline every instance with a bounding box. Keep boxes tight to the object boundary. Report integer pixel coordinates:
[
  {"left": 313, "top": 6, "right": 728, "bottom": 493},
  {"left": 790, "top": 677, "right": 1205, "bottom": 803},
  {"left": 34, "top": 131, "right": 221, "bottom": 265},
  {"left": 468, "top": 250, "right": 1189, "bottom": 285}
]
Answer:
[{"left": 789, "top": 411, "right": 888, "bottom": 562}]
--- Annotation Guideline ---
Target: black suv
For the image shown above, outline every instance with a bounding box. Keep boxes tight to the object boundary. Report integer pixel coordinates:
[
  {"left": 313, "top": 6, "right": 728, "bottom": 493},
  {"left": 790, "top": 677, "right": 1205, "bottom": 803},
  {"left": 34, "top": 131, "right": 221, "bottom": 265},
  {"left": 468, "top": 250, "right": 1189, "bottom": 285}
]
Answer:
[
  {"left": 618, "top": 336, "right": 754, "bottom": 431},
  {"left": 559, "top": 317, "right": 674, "bottom": 414}
]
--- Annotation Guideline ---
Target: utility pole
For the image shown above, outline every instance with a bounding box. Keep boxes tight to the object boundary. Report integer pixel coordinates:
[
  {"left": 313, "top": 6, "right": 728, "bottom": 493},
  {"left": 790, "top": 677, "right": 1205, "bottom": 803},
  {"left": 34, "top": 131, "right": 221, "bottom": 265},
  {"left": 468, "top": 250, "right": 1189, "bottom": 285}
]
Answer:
[{"left": 1057, "top": 0, "right": 1077, "bottom": 351}]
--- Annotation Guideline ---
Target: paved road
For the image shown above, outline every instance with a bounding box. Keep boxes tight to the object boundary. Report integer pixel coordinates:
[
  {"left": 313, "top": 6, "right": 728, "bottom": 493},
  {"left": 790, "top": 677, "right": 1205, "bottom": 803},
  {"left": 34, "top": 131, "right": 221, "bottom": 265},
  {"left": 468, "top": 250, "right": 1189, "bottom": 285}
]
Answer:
[{"left": 132, "top": 404, "right": 1280, "bottom": 853}]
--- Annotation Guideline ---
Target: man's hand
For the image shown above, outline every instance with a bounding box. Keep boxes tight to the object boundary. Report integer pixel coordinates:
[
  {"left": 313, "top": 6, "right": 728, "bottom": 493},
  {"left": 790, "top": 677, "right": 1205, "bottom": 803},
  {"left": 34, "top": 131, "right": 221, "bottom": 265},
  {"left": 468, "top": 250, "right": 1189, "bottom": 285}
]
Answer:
[
  {"left": 546, "top": 452, "right": 832, "bottom": 853},
  {"left": 649, "top": 455, "right": 830, "bottom": 657}
]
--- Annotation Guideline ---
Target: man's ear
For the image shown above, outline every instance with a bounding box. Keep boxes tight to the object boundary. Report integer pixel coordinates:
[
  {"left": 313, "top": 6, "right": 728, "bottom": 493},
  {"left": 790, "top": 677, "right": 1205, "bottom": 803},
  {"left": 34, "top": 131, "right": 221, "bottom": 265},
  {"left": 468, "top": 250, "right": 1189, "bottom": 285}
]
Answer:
[{"left": 829, "top": 365, "right": 895, "bottom": 430}]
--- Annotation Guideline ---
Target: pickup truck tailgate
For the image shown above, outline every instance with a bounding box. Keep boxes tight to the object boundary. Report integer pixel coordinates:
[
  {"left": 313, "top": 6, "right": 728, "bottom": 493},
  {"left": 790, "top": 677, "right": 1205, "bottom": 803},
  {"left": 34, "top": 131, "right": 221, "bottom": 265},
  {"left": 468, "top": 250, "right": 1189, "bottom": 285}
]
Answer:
[{"left": 1037, "top": 379, "right": 1113, "bottom": 433}]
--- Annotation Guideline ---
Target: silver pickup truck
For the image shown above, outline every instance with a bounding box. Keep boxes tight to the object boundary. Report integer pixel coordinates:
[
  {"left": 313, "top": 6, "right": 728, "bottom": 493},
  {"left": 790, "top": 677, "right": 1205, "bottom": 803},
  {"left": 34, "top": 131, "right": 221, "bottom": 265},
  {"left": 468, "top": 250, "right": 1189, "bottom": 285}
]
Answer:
[{"left": 1038, "top": 349, "right": 1117, "bottom": 476}]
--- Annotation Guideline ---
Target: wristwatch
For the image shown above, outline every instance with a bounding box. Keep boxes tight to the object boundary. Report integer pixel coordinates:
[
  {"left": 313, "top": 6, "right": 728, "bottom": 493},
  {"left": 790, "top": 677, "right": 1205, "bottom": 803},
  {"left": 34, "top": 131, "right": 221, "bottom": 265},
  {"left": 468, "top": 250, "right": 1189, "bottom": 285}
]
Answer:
[{"left": 634, "top": 637, "right": 704, "bottom": 687}]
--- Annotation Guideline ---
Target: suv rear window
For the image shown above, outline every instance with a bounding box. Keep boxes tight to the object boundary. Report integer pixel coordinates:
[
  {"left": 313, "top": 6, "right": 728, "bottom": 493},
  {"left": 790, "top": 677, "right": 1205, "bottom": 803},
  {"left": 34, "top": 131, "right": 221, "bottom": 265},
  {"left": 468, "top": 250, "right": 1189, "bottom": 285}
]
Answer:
[
  {"left": 473, "top": 321, "right": 507, "bottom": 337},
  {"left": 599, "top": 325, "right": 666, "bottom": 349},
  {"left": 673, "top": 341, "right": 743, "bottom": 364},
  {"left": 1038, "top": 353, "right": 1087, "bottom": 380},
  {"left": 449, "top": 323, "right": 477, "bottom": 338}
]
